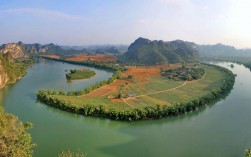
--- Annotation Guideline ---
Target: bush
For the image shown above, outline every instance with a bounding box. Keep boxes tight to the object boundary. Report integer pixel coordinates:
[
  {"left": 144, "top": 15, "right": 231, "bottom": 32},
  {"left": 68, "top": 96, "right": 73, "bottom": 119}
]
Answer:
[
  {"left": 246, "top": 149, "right": 251, "bottom": 157},
  {"left": 0, "top": 107, "right": 35, "bottom": 157}
]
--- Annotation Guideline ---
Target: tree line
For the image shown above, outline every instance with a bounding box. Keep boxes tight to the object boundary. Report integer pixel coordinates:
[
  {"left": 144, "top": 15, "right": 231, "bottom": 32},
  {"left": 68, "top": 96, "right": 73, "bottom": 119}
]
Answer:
[
  {"left": 37, "top": 64, "right": 235, "bottom": 121},
  {"left": 42, "top": 56, "right": 127, "bottom": 72}
]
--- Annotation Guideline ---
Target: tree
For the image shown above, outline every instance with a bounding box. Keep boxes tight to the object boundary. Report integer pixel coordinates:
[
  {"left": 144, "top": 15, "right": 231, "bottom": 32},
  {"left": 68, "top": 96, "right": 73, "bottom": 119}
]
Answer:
[
  {"left": 246, "top": 149, "right": 251, "bottom": 157},
  {"left": 117, "top": 92, "right": 122, "bottom": 98},
  {"left": 128, "top": 75, "right": 133, "bottom": 79}
]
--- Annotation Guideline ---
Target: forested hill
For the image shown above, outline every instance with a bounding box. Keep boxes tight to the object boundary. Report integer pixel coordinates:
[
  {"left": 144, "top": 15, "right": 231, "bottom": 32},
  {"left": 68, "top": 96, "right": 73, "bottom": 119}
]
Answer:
[
  {"left": 122, "top": 37, "right": 199, "bottom": 65},
  {"left": 198, "top": 43, "right": 251, "bottom": 57}
]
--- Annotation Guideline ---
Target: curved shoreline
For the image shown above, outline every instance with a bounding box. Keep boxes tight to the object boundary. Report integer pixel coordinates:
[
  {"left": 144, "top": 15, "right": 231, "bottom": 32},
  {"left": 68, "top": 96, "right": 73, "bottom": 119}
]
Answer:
[
  {"left": 37, "top": 62, "right": 235, "bottom": 121},
  {"left": 0, "top": 59, "right": 33, "bottom": 89}
]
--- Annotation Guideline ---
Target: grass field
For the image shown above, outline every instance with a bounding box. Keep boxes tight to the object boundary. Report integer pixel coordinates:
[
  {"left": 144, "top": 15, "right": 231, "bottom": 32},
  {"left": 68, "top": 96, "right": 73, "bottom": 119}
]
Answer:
[{"left": 53, "top": 64, "right": 229, "bottom": 111}]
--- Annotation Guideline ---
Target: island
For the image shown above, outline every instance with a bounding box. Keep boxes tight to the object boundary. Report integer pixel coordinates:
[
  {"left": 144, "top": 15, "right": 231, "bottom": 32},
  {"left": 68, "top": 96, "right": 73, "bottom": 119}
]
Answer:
[{"left": 66, "top": 69, "right": 96, "bottom": 80}]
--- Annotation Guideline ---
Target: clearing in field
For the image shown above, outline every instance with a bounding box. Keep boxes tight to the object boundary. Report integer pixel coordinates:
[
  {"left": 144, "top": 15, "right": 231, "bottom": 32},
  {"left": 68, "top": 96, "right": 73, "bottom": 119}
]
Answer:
[{"left": 53, "top": 63, "right": 229, "bottom": 111}]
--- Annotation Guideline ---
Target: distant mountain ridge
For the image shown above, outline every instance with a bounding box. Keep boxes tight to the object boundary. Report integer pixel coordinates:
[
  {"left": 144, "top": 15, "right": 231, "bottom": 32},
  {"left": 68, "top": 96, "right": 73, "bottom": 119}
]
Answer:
[
  {"left": 0, "top": 42, "right": 128, "bottom": 58},
  {"left": 123, "top": 37, "right": 199, "bottom": 65},
  {"left": 61, "top": 44, "right": 128, "bottom": 54},
  {"left": 0, "top": 42, "right": 91, "bottom": 58},
  {"left": 1, "top": 39, "right": 251, "bottom": 61},
  {"left": 198, "top": 43, "right": 251, "bottom": 57}
]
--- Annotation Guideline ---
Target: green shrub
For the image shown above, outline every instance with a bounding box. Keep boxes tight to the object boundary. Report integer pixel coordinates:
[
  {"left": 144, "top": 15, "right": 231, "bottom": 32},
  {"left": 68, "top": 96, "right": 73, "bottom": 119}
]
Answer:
[{"left": 0, "top": 107, "right": 35, "bottom": 157}]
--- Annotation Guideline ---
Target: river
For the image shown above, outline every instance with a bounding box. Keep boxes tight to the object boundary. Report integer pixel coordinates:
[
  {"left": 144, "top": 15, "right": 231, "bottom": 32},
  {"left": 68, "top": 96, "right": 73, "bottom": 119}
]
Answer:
[{"left": 0, "top": 59, "right": 251, "bottom": 157}]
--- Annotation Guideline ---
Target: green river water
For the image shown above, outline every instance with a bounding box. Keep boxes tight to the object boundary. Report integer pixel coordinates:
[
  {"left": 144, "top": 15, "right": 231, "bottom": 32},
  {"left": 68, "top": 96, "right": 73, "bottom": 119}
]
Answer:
[{"left": 1, "top": 59, "right": 251, "bottom": 157}]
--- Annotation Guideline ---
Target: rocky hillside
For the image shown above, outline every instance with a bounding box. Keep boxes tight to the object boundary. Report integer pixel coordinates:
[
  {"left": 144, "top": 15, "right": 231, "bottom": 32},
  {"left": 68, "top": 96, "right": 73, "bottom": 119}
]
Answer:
[
  {"left": 0, "top": 42, "right": 92, "bottom": 58},
  {"left": 0, "top": 54, "right": 32, "bottom": 89},
  {"left": 0, "top": 42, "right": 28, "bottom": 58},
  {"left": 0, "top": 60, "right": 8, "bottom": 89},
  {"left": 123, "top": 37, "right": 199, "bottom": 65}
]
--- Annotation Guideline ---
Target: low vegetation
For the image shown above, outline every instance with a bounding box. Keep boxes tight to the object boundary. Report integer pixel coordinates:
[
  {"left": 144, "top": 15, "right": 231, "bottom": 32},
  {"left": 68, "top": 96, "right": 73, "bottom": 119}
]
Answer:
[
  {"left": 66, "top": 69, "right": 96, "bottom": 80},
  {"left": 37, "top": 63, "right": 235, "bottom": 121},
  {"left": 0, "top": 107, "right": 35, "bottom": 157}
]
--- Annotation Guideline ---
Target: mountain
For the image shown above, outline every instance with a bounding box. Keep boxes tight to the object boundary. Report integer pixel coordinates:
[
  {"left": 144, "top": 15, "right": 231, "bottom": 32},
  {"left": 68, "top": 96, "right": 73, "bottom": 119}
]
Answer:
[
  {"left": 0, "top": 42, "right": 28, "bottom": 58},
  {"left": 61, "top": 45, "right": 128, "bottom": 54},
  {"left": 0, "top": 42, "right": 92, "bottom": 58},
  {"left": 198, "top": 43, "right": 251, "bottom": 57},
  {"left": 88, "top": 45, "right": 128, "bottom": 54},
  {"left": 123, "top": 37, "right": 199, "bottom": 65}
]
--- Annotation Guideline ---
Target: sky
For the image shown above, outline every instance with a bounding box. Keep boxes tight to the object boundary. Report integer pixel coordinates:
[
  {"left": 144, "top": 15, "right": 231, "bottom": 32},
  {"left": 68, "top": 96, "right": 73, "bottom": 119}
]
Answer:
[{"left": 0, "top": 0, "right": 251, "bottom": 48}]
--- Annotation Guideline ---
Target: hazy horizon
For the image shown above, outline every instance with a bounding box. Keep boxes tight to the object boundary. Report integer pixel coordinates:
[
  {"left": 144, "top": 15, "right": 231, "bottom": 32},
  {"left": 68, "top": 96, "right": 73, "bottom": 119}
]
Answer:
[{"left": 1, "top": 0, "right": 251, "bottom": 48}]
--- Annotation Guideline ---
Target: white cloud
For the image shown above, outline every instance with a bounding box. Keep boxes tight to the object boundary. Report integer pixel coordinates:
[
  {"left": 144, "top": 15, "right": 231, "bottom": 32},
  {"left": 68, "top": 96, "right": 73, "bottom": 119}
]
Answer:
[
  {"left": 0, "top": 8, "right": 84, "bottom": 20},
  {"left": 156, "top": 0, "right": 191, "bottom": 7}
]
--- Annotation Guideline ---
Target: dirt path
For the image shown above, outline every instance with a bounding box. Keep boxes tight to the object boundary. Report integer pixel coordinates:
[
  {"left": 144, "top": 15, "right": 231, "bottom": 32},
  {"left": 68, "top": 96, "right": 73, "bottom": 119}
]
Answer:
[
  {"left": 135, "top": 80, "right": 188, "bottom": 98},
  {"left": 187, "top": 72, "right": 207, "bottom": 83},
  {"left": 122, "top": 98, "right": 134, "bottom": 108}
]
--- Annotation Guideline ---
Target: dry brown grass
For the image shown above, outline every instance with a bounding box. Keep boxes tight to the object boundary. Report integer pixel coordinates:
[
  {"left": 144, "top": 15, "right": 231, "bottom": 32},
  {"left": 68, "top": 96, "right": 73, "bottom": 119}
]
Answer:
[
  {"left": 66, "top": 54, "right": 117, "bottom": 63},
  {"left": 121, "top": 64, "right": 180, "bottom": 82},
  {"left": 82, "top": 80, "right": 129, "bottom": 98},
  {"left": 43, "top": 54, "right": 60, "bottom": 59},
  {"left": 81, "top": 64, "right": 181, "bottom": 99}
]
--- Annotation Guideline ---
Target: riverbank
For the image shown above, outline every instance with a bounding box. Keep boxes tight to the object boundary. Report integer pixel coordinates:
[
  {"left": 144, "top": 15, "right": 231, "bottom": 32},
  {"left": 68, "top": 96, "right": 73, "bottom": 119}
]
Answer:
[
  {"left": 0, "top": 56, "right": 35, "bottom": 156},
  {"left": 0, "top": 55, "right": 33, "bottom": 89},
  {"left": 37, "top": 62, "right": 235, "bottom": 121}
]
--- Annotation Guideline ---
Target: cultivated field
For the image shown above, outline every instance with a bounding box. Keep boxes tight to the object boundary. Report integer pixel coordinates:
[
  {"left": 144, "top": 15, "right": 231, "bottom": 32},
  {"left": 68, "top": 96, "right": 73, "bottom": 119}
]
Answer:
[
  {"left": 42, "top": 54, "right": 60, "bottom": 59},
  {"left": 53, "top": 64, "right": 228, "bottom": 110},
  {"left": 66, "top": 54, "right": 117, "bottom": 63}
]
